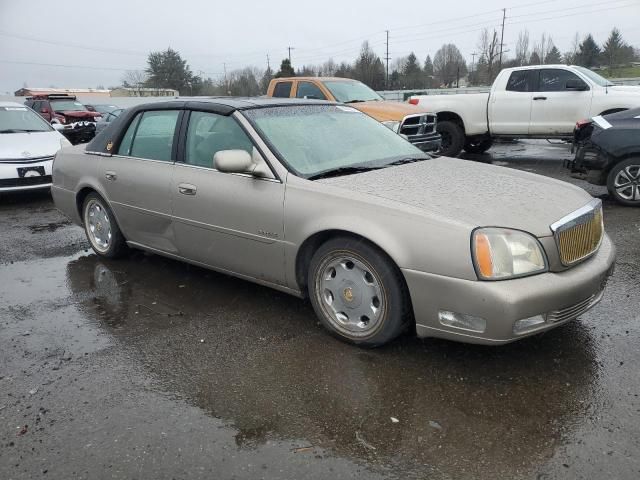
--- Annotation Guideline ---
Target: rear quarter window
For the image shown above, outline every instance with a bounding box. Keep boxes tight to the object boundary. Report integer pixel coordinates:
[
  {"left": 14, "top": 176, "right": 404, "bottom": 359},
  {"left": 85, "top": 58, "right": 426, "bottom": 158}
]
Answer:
[{"left": 272, "top": 82, "right": 293, "bottom": 98}]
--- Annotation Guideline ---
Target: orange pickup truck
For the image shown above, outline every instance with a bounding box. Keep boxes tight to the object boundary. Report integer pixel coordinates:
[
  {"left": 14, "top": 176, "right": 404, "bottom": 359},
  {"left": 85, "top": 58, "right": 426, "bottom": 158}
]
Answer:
[{"left": 267, "top": 77, "right": 441, "bottom": 152}]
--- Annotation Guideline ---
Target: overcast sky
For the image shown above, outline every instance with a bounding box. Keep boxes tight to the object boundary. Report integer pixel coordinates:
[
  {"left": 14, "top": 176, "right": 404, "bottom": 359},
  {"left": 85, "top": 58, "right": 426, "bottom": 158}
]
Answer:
[{"left": 1, "top": 0, "right": 639, "bottom": 93}]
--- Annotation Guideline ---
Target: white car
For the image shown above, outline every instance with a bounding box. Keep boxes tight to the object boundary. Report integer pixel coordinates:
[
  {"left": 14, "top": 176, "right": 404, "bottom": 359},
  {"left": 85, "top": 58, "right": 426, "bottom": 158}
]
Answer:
[
  {"left": 410, "top": 65, "right": 640, "bottom": 156},
  {"left": 0, "top": 102, "right": 71, "bottom": 192}
]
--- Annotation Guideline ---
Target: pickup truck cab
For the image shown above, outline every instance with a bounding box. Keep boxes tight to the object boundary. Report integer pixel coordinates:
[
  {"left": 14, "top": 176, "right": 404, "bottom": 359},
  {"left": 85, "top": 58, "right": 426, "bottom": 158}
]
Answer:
[
  {"left": 267, "top": 77, "right": 441, "bottom": 152},
  {"left": 410, "top": 65, "right": 640, "bottom": 157}
]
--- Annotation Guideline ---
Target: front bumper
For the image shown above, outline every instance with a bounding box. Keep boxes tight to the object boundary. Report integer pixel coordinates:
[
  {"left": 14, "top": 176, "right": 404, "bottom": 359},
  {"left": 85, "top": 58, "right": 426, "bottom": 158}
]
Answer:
[
  {"left": 408, "top": 132, "right": 442, "bottom": 152},
  {"left": 403, "top": 234, "right": 616, "bottom": 345},
  {"left": 0, "top": 159, "right": 53, "bottom": 192},
  {"left": 58, "top": 121, "right": 96, "bottom": 144}
]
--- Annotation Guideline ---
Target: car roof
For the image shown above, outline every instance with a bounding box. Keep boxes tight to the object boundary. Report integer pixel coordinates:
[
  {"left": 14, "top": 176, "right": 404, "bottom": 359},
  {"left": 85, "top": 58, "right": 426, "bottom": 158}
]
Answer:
[
  {"left": 273, "top": 77, "right": 356, "bottom": 82},
  {"left": 119, "top": 97, "right": 336, "bottom": 114},
  {"left": 0, "top": 101, "right": 30, "bottom": 108}
]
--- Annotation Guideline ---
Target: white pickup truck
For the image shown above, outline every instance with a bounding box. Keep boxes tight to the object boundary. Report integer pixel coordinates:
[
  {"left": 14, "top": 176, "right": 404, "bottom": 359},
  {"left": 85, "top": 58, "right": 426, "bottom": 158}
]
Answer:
[{"left": 409, "top": 65, "right": 640, "bottom": 157}]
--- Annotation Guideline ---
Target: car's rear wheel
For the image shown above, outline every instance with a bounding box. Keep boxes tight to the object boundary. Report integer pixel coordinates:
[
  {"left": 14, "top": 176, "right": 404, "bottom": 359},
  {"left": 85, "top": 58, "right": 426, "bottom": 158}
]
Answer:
[
  {"left": 82, "top": 193, "right": 128, "bottom": 257},
  {"left": 463, "top": 137, "right": 493, "bottom": 154},
  {"left": 307, "top": 237, "right": 410, "bottom": 347},
  {"left": 436, "top": 121, "right": 465, "bottom": 157},
  {"left": 607, "top": 158, "right": 640, "bottom": 207}
]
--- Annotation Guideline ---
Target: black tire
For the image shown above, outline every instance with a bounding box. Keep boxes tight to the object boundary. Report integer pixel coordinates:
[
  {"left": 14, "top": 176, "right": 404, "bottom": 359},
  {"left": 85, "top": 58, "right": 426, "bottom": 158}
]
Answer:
[
  {"left": 307, "top": 236, "right": 411, "bottom": 347},
  {"left": 463, "top": 137, "right": 493, "bottom": 154},
  {"left": 82, "top": 193, "right": 128, "bottom": 258},
  {"left": 436, "top": 120, "right": 465, "bottom": 157},
  {"left": 606, "top": 158, "right": 640, "bottom": 207}
]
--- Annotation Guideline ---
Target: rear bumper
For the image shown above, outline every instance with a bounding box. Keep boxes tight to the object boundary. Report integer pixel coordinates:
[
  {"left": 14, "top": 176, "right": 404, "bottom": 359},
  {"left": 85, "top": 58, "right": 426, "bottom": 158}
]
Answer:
[
  {"left": 408, "top": 133, "right": 442, "bottom": 152},
  {"left": 403, "top": 234, "right": 616, "bottom": 345},
  {"left": 566, "top": 142, "right": 610, "bottom": 185}
]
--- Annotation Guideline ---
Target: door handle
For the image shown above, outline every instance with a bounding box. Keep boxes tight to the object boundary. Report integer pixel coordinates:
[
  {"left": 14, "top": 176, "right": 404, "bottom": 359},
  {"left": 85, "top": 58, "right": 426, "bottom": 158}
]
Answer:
[
  {"left": 533, "top": 96, "right": 547, "bottom": 101},
  {"left": 178, "top": 183, "right": 197, "bottom": 196},
  {"left": 105, "top": 171, "right": 117, "bottom": 181}
]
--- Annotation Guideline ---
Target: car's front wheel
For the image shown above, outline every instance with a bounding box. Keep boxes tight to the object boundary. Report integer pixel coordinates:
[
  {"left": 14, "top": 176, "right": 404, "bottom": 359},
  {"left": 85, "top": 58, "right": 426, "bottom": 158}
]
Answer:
[
  {"left": 436, "top": 121, "right": 465, "bottom": 157},
  {"left": 307, "top": 237, "right": 411, "bottom": 347},
  {"left": 82, "top": 193, "right": 128, "bottom": 257},
  {"left": 607, "top": 158, "right": 640, "bottom": 206}
]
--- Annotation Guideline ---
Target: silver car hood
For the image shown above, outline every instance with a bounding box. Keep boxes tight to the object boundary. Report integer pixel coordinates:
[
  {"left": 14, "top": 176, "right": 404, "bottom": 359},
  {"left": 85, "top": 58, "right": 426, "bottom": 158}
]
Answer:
[
  {"left": 316, "top": 157, "right": 593, "bottom": 237},
  {"left": 0, "top": 131, "right": 63, "bottom": 160}
]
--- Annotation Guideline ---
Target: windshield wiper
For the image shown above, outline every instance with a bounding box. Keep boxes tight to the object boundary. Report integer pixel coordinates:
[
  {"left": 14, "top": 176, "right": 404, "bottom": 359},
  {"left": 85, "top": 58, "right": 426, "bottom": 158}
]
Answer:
[
  {"left": 0, "top": 129, "right": 28, "bottom": 133},
  {"left": 343, "top": 99, "right": 366, "bottom": 104},
  {"left": 386, "top": 156, "right": 429, "bottom": 166},
  {"left": 307, "top": 165, "right": 383, "bottom": 180}
]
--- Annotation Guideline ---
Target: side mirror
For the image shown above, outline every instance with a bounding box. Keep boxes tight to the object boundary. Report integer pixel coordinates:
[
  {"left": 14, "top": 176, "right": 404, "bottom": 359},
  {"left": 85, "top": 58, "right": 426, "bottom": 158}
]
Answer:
[
  {"left": 214, "top": 150, "right": 253, "bottom": 173},
  {"left": 213, "top": 148, "right": 274, "bottom": 178},
  {"left": 52, "top": 123, "right": 65, "bottom": 132},
  {"left": 566, "top": 79, "right": 588, "bottom": 91},
  {"left": 40, "top": 107, "right": 50, "bottom": 114}
]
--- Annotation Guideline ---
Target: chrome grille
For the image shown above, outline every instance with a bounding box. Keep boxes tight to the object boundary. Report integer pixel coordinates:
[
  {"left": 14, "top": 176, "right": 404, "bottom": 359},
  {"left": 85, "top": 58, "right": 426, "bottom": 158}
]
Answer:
[
  {"left": 546, "top": 289, "right": 604, "bottom": 323},
  {"left": 551, "top": 199, "right": 603, "bottom": 266},
  {"left": 400, "top": 114, "right": 437, "bottom": 137}
]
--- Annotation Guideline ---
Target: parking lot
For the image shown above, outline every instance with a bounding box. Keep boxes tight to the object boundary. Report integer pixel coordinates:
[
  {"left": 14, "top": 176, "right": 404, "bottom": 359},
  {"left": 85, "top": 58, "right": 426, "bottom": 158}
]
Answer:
[{"left": 1, "top": 141, "right": 639, "bottom": 480}]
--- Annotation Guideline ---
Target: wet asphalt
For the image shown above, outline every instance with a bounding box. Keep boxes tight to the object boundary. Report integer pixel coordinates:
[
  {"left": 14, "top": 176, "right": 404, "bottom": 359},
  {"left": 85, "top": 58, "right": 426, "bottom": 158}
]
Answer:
[{"left": 0, "top": 141, "right": 638, "bottom": 480}]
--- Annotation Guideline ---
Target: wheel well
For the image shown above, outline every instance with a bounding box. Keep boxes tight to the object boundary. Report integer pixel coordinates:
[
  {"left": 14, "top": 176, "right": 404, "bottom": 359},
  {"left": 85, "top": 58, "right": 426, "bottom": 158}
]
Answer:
[
  {"left": 75, "top": 187, "right": 97, "bottom": 222},
  {"left": 599, "top": 108, "right": 627, "bottom": 117},
  {"left": 436, "top": 112, "right": 465, "bottom": 133},
  {"left": 295, "top": 230, "right": 402, "bottom": 297}
]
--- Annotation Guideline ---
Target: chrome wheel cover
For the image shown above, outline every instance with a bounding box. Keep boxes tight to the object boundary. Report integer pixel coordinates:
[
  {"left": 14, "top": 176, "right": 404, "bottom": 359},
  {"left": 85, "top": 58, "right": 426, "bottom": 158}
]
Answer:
[
  {"left": 613, "top": 164, "right": 640, "bottom": 202},
  {"left": 314, "top": 253, "right": 385, "bottom": 337},
  {"left": 84, "top": 199, "right": 112, "bottom": 253}
]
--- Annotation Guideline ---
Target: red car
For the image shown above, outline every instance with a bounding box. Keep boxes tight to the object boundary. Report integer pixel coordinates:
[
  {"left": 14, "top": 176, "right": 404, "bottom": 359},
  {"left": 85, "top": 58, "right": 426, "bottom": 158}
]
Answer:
[{"left": 25, "top": 94, "right": 100, "bottom": 144}]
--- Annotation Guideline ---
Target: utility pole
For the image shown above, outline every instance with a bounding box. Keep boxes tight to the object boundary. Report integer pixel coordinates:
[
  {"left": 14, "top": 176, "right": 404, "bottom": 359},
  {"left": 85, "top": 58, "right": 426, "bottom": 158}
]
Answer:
[
  {"left": 223, "top": 62, "right": 229, "bottom": 95},
  {"left": 287, "top": 46, "right": 294, "bottom": 63},
  {"left": 385, "top": 30, "right": 390, "bottom": 90},
  {"left": 470, "top": 53, "right": 477, "bottom": 86},
  {"left": 498, "top": 8, "right": 506, "bottom": 72},
  {"left": 266, "top": 54, "right": 271, "bottom": 72}
]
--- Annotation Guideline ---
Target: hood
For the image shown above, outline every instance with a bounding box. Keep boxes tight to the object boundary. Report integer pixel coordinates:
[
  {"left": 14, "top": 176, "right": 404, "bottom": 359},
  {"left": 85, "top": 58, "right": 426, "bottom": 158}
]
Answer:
[
  {"left": 57, "top": 110, "right": 100, "bottom": 119},
  {"left": 0, "top": 130, "right": 64, "bottom": 160},
  {"left": 317, "top": 158, "right": 592, "bottom": 237},
  {"left": 607, "top": 85, "right": 640, "bottom": 94},
  {"left": 352, "top": 101, "right": 432, "bottom": 122}
]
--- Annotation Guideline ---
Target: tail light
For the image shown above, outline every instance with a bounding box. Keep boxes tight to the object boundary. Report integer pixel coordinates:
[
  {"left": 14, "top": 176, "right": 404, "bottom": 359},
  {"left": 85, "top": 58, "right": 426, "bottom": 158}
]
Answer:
[
  {"left": 408, "top": 98, "right": 419, "bottom": 105},
  {"left": 575, "top": 119, "right": 591, "bottom": 129}
]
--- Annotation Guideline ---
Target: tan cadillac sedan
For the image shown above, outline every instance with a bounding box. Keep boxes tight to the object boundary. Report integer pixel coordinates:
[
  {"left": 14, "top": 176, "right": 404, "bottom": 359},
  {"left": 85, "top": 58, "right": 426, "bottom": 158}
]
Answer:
[{"left": 51, "top": 99, "right": 616, "bottom": 347}]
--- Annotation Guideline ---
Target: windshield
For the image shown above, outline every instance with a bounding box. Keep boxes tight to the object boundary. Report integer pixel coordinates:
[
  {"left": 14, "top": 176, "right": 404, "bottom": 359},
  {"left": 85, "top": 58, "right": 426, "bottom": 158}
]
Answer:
[
  {"left": 92, "top": 105, "right": 119, "bottom": 114},
  {"left": 0, "top": 106, "right": 53, "bottom": 132},
  {"left": 244, "top": 105, "right": 426, "bottom": 178},
  {"left": 51, "top": 100, "right": 88, "bottom": 111},
  {"left": 322, "top": 80, "right": 383, "bottom": 103},
  {"left": 574, "top": 66, "right": 615, "bottom": 87}
]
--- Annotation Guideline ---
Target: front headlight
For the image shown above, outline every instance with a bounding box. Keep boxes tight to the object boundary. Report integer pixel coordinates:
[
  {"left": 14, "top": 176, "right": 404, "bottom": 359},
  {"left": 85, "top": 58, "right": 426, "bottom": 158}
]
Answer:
[
  {"left": 472, "top": 228, "right": 547, "bottom": 280},
  {"left": 382, "top": 120, "right": 401, "bottom": 133}
]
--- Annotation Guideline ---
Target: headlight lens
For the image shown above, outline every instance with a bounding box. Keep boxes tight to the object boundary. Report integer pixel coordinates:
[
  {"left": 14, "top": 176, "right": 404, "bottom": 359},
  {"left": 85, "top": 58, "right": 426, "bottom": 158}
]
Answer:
[
  {"left": 472, "top": 228, "right": 547, "bottom": 280},
  {"left": 382, "top": 120, "right": 400, "bottom": 133}
]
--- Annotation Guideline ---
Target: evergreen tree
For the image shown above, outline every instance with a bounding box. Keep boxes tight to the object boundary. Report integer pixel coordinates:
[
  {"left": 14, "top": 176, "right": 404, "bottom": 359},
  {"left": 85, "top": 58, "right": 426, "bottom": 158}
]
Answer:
[
  {"left": 145, "top": 48, "right": 196, "bottom": 93},
  {"left": 259, "top": 66, "right": 273, "bottom": 93},
  {"left": 353, "top": 41, "right": 385, "bottom": 90},
  {"left": 423, "top": 55, "right": 434, "bottom": 76},
  {"left": 576, "top": 34, "right": 601, "bottom": 68},
  {"left": 602, "top": 28, "right": 634, "bottom": 70},
  {"left": 402, "top": 52, "right": 423, "bottom": 88},
  {"left": 545, "top": 46, "right": 562, "bottom": 64},
  {"left": 275, "top": 59, "right": 295, "bottom": 78}
]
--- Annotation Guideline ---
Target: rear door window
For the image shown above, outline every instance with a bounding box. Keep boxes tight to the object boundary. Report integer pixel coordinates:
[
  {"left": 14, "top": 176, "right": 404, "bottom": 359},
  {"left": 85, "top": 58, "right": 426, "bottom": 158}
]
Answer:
[
  {"left": 295, "top": 82, "right": 327, "bottom": 100},
  {"left": 506, "top": 71, "right": 531, "bottom": 92},
  {"left": 272, "top": 82, "right": 293, "bottom": 98},
  {"left": 117, "top": 110, "right": 180, "bottom": 161}
]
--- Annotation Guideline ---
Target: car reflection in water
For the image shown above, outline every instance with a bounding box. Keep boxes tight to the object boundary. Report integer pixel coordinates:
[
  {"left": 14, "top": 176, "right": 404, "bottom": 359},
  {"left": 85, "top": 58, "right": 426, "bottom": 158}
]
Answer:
[{"left": 66, "top": 252, "right": 599, "bottom": 478}]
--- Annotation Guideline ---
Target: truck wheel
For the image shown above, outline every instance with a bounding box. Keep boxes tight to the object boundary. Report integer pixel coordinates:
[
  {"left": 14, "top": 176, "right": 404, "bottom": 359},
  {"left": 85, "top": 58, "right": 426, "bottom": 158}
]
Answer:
[
  {"left": 436, "top": 121, "right": 464, "bottom": 157},
  {"left": 307, "top": 236, "right": 411, "bottom": 347},
  {"left": 464, "top": 137, "right": 493, "bottom": 154},
  {"left": 607, "top": 158, "right": 640, "bottom": 206}
]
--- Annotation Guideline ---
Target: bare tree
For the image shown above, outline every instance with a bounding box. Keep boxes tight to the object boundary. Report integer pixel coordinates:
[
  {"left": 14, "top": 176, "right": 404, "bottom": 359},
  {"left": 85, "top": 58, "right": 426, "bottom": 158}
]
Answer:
[
  {"left": 564, "top": 32, "right": 581, "bottom": 64},
  {"left": 122, "top": 70, "right": 148, "bottom": 94},
  {"left": 477, "top": 28, "right": 500, "bottom": 83},
  {"left": 318, "top": 59, "right": 337, "bottom": 77},
  {"left": 532, "top": 33, "right": 554, "bottom": 65},
  {"left": 433, "top": 44, "right": 468, "bottom": 87},
  {"left": 515, "top": 30, "right": 530, "bottom": 66}
]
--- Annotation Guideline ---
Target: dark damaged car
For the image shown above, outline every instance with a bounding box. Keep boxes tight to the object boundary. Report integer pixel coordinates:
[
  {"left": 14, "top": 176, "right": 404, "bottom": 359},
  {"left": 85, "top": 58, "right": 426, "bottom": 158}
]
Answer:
[
  {"left": 25, "top": 95, "right": 100, "bottom": 144},
  {"left": 569, "top": 108, "right": 640, "bottom": 206}
]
